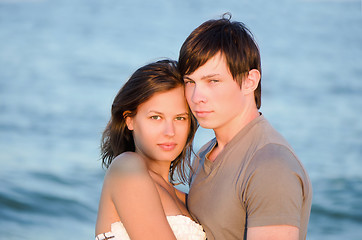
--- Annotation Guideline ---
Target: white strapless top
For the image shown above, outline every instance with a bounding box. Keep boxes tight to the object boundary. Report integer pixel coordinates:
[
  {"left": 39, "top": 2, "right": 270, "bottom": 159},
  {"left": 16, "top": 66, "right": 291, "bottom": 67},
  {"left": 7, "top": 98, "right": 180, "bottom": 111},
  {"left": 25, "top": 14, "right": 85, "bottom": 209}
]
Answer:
[{"left": 96, "top": 215, "right": 206, "bottom": 240}]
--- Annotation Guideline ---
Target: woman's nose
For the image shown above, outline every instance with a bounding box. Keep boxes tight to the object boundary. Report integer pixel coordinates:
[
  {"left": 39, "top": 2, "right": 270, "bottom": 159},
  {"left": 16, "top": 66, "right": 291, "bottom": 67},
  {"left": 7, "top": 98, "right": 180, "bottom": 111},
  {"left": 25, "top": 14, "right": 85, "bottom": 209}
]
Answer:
[{"left": 163, "top": 120, "right": 175, "bottom": 137}]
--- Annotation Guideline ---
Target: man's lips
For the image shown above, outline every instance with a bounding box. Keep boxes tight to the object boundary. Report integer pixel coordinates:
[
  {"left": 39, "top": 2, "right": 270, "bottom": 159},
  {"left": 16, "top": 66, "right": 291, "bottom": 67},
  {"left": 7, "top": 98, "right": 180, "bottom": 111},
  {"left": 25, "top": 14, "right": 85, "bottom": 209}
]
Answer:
[
  {"left": 194, "top": 110, "right": 212, "bottom": 118},
  {"left": 158, "top": 143, "right": 177, "bottom": 151}
]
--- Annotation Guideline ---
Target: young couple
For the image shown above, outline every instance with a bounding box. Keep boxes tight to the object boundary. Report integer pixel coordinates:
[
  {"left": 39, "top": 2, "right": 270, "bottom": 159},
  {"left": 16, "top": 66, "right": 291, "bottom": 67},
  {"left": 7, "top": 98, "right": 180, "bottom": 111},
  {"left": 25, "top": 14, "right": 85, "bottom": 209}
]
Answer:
[{"left": 96, "top": 15, "right": 312, "bottom": 240}]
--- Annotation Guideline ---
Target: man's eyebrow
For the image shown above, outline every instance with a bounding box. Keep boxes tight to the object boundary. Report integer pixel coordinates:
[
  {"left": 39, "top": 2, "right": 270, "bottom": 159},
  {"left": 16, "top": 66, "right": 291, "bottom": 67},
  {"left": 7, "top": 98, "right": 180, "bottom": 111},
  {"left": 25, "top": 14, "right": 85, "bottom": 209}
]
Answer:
[
  {"left": 201, "top": 74, "right": 219, "bottom": 79},
  {"left": 184, "top": 74, "right": 220, "bottom": 81},
  {"left": 183, "top": 76, "right": 193, "bottom": 81}
]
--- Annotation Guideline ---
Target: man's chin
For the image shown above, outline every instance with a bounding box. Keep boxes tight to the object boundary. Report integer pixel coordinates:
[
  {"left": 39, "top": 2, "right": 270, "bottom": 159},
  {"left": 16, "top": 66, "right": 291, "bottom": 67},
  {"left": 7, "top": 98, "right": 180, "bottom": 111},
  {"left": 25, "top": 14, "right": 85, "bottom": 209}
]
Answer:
[{"left": 197, "top": 121, "right": 215, "bottom": 130}]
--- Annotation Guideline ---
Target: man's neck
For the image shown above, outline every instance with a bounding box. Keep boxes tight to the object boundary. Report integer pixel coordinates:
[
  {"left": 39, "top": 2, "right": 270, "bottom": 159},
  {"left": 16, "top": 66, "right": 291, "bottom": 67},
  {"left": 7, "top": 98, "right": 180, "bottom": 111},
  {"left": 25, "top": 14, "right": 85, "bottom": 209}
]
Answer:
[{"left": 209, "top": 109, "right": 260, "bottom": 161}]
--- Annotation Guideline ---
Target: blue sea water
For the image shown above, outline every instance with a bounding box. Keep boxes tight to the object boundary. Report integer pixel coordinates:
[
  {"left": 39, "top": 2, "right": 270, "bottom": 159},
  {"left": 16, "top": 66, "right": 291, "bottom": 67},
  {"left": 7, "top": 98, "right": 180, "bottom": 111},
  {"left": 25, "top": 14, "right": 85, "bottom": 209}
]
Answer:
[{"left": 0, "top": 0, "right": 361, "bottom": 239}]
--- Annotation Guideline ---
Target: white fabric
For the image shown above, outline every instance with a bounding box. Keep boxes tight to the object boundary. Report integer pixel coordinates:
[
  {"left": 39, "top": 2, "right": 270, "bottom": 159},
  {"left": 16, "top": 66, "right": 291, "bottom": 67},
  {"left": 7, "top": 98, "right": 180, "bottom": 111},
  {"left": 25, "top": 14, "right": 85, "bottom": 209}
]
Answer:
[{"left": 96, "top": 215, "right": 206, "bottom": 240}]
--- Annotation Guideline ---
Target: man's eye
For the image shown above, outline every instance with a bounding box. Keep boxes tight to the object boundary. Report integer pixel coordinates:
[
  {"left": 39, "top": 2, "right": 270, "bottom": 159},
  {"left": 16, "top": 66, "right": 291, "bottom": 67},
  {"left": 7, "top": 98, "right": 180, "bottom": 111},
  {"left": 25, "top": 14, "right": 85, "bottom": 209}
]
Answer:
[{"left": 184, "top": 80, "right": 194, "bottom": 85}]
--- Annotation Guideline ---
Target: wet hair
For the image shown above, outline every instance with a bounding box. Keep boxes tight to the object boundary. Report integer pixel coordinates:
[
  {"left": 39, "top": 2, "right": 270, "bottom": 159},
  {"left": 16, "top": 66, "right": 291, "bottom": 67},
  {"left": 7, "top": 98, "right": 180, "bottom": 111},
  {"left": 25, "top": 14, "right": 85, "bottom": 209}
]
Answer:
[
  {"left": 101, "top": 59, "right": 197, "bottom": 184},
  {"left": 178, "top": 13, "right": 262, "bottom": 109}
]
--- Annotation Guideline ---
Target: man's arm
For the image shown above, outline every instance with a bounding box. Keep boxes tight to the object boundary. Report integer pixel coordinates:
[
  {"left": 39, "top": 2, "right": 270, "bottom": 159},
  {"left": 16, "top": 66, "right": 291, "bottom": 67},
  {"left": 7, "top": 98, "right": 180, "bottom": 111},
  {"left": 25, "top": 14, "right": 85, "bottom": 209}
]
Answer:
[
  {"left": 247, "top": 225, "right": 299, "bottom": 240},
  {"left": 243, "top": 144, "right": 305, "bottom": 240}
]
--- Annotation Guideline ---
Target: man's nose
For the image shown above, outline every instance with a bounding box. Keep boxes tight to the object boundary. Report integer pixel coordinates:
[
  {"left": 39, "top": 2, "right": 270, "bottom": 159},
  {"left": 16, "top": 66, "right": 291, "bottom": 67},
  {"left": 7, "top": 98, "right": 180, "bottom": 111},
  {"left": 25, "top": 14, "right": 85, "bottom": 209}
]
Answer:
[{"left": 191, "top": 84, "right": 207, "bottom": 104}]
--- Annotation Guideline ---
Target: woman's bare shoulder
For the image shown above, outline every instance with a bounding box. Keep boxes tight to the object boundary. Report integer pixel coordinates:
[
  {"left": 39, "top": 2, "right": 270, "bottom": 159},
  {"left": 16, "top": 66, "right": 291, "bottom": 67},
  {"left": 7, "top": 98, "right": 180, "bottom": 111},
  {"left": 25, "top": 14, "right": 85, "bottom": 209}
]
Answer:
[{"left": 107, "top": 152, "right": 148, "bottom": 176}]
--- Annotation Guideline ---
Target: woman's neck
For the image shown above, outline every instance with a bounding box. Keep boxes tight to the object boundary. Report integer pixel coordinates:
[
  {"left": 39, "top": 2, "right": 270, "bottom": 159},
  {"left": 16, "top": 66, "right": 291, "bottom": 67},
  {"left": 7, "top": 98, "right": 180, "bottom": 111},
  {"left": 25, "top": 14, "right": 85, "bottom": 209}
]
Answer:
[{"left": 147, "top": 161, "right": 171, "bottom": 183}]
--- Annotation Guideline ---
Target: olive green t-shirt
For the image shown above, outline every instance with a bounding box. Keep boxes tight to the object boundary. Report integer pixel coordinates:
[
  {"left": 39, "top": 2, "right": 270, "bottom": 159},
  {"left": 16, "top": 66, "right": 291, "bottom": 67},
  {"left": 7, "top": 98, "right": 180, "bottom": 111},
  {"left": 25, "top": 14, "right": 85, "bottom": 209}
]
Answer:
[{"left": 188, "top": 115, "right": 312, "bottom": 240}]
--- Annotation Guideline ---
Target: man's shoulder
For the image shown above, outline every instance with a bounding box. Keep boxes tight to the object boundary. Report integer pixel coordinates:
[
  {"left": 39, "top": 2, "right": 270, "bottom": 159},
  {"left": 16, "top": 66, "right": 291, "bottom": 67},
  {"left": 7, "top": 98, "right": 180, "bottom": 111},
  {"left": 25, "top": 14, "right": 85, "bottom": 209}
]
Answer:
[
  {"left": 252, "top": 143, "right": 299, "bottom": 167},
  {"left": 250, "top": 116, "right": 293, "bottom": 149}
]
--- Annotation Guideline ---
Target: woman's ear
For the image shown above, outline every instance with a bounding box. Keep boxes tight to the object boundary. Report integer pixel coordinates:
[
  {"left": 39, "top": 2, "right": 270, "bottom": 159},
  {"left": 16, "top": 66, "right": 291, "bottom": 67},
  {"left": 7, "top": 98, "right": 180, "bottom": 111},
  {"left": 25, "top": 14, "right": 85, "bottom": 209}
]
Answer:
[
  {"left": 123, "top": 111, "right": 134, "bottom": 131},
  {"left": 242, "top": 69, "right": 261, "bottom": 94}
]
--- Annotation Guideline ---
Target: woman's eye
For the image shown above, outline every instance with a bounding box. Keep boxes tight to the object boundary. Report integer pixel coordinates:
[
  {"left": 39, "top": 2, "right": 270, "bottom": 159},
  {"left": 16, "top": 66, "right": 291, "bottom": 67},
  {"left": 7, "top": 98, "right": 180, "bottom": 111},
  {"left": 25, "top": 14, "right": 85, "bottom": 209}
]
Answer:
[
  {"left": 210, "top": 79, "right": 219, "bottom": 83},
  {"left": 175, "top": 116, "right": 187, "bottom": 121},
  {"left": 150, "top": 116, "right": 161, "bottom": 120}
]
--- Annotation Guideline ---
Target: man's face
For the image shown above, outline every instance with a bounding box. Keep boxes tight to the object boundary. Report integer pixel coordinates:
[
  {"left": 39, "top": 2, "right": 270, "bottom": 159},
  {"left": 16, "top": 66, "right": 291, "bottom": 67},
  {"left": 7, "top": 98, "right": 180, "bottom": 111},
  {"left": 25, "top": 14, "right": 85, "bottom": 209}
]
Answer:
[{"left": 183, "top": 53, "right": 247, "bottom": 132}]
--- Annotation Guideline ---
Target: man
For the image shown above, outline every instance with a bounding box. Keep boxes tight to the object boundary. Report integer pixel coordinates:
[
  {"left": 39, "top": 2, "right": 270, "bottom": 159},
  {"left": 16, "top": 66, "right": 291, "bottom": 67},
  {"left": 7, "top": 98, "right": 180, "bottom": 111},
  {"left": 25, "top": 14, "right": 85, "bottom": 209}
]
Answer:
[{"left": 178, "top": 14, "right": 312, "bottom": 240}]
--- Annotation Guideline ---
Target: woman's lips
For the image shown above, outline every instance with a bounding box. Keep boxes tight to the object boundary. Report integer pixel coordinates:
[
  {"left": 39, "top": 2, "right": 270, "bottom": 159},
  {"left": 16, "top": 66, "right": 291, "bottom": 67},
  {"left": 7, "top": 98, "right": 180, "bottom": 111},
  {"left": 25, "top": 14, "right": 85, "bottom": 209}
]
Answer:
[{"left": 158, "top": 143, "right": 177, "bottom": 151}]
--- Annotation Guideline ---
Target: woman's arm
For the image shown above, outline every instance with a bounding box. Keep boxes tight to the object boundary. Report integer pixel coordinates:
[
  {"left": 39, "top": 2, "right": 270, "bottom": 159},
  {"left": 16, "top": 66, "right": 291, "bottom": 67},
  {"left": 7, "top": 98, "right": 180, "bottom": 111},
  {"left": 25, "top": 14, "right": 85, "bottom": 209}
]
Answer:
[{"left": 98, "top": 152, "right": 177, "bottom": 240}]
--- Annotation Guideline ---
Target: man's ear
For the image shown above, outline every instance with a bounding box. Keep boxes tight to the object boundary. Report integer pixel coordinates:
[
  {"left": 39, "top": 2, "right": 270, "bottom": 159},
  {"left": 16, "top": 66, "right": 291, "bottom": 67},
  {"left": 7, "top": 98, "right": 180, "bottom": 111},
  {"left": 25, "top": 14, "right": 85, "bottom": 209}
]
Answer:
[
  {"left": 123, "top": 111, "right": 134, "bottom": 130},
  {"left": 242, "top": 69, "right": 261, "bottom": 94}
]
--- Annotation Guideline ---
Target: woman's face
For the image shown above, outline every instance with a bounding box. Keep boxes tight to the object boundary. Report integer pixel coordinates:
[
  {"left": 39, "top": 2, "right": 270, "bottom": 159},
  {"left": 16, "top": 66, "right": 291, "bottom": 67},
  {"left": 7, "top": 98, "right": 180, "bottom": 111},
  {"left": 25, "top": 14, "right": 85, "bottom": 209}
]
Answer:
[{"left": 126, "top": 86, "right": 190, "bottom": 164}]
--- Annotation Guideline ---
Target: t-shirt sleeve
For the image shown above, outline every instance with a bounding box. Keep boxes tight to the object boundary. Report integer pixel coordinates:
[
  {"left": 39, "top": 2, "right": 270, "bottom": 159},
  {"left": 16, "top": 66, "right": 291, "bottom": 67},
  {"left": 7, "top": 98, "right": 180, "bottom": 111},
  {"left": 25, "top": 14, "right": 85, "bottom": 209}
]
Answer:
[{"left": 242, "top": 143, "right": 305, "bottom": 228}]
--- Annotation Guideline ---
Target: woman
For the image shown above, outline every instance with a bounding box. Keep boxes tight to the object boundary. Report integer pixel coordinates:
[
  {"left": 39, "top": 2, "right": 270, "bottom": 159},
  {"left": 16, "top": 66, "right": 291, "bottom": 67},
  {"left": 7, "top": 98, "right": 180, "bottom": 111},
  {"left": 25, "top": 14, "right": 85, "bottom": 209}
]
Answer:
[{"left": 95, "top": 60, "right": 206, "bottom": 240}]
